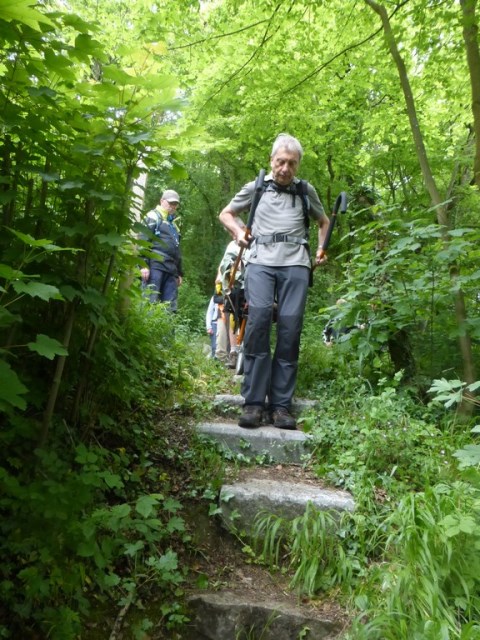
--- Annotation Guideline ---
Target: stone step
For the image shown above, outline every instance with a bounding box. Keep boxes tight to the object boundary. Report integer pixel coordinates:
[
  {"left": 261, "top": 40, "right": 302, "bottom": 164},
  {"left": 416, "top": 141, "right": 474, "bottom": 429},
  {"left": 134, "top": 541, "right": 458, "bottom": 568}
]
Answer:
[
  {"left": 220, "top": 476, "right": 355, "bottom": 534},
  {"left": 182, "top": 591, "right": 342, "bottom": 640},
  {"left": 214, "top": 393, "right": 318, "bottom": 414},
  {"left": 196, "top": 421, "right": 312, "bottom": 463}
]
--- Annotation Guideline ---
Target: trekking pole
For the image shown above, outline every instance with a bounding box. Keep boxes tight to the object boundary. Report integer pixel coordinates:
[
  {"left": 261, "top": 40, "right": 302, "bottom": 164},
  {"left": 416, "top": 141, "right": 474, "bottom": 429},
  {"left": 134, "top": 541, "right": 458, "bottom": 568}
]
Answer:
[
  {"left": 225, "top": 169, "right": 265, "bottom": 375},
  {"left": 226, "top": 168, "right": 266, "bottom": 293},
  {"left": 316, "top": 191, "right": 348, "bottom": 263}
]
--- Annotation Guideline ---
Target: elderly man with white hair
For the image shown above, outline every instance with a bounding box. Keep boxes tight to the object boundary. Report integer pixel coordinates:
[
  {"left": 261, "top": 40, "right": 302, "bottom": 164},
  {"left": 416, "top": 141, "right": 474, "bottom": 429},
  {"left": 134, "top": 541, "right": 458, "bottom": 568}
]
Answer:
[{"left": 219, "top": 134, "right": 330, "bottom": 429}]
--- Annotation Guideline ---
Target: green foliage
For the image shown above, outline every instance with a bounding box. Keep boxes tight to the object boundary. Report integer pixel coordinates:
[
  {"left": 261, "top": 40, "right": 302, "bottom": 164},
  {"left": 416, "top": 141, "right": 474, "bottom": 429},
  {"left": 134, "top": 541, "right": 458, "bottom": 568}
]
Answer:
[
  {"left": 243, "top": 372, "right": 480, "bottom": 638},
  {"left": 346, "top": 482, "right": 480, "bottom": 639},
  {"left": 253, "top": 503, "right": 356, "bottom": 596},
  {"left": 429, "top": 378, "right": 480, "bottom": 410},
  {"left": 0, "top": 443, "right": 189, "bottom": 639},
  {"left": 177, "top": 279, "right": 211, "bottom": 334},
  {"left": 303, "top": 376, "right": 455, "bottom": 494}
]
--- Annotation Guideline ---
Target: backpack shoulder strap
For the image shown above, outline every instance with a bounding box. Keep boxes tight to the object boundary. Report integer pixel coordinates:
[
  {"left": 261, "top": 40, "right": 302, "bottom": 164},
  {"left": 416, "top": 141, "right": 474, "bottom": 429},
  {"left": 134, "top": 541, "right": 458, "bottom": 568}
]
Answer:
[
  {"left": 295, "top": 180, "right": 310, "bottom": 230},
  {"left": 297, "top": 180, "right": 310, "bottom": 216},
  {"left": 246, "top": 168, "right": 266, "bottom": 230}
]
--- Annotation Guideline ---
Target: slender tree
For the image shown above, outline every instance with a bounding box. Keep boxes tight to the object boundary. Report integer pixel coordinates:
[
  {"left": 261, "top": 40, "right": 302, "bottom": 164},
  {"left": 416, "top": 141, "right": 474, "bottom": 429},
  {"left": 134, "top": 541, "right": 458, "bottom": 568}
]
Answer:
[
  {"left": 364, "top": 0, "right": 476, "bottom": 389},
  {"left": 460, "top": 0, "right": 480, "bottom": 188}
]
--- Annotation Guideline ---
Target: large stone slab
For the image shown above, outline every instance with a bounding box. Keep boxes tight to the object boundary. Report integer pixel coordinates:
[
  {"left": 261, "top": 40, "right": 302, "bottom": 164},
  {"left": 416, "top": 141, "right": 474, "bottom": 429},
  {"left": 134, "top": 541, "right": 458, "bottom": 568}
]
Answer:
[
  {"left": 182, "top": 591, "right": 341, "bottom": 640},
  {"left": 214, "top": 394, "right": 318, "bottom": 414},
  {"left": 196, "top": 421, "right": 312, "bottom": 463},
  {"left": 220, "top": 478, "right": 355, "bottom": 533}
]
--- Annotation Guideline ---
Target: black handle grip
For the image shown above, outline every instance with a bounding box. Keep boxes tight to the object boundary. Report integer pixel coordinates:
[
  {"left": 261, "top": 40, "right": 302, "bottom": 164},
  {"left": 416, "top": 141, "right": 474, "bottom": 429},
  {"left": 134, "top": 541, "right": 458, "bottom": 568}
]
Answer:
[
  {"left": 333, "top": 191, "right": 348, "bottom": 215},
  {"left": 319, "top": 191, "right": 348, "bottom": 257}
]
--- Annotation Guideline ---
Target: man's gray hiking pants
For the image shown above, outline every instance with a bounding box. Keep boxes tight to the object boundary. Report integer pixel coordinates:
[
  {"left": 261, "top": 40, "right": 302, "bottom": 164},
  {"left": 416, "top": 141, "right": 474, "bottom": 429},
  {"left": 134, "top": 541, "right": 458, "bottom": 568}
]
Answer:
[{"left": 242, "top": 264, "right": 309, "bottom": 409}]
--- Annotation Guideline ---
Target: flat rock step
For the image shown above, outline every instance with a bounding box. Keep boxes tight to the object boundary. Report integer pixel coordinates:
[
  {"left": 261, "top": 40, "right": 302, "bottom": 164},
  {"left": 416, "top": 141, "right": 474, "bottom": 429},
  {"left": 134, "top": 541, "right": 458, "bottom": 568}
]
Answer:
[
  {"left": 214, "top": 394, "right": 317, "bottom": 414},
  {"left": 182, "top": 591, "right": 342, "bottom": 640},
  {"left": 196, "top": 421, "right": 311, "bottom": 463},
  {"left": 220, "top": 477, "right": 355, "bottom": 533}
]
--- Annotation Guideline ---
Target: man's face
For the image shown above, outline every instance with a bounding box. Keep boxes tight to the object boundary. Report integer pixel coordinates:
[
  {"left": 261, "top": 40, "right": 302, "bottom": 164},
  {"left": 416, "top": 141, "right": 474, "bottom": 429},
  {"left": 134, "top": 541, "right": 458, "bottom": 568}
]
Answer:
[
  {"left": 270, "top": 147, "right": 300, "bottom": 186},
  {"left": 161, "top": 199, "right": 179, "bottom": 215}
]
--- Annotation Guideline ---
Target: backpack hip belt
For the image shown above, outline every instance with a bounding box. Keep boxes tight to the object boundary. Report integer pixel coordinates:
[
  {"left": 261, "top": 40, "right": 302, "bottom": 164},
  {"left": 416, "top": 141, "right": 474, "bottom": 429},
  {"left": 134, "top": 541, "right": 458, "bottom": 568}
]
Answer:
[{"left": 255, "top": 234, "right": 309, "bottom": 245}]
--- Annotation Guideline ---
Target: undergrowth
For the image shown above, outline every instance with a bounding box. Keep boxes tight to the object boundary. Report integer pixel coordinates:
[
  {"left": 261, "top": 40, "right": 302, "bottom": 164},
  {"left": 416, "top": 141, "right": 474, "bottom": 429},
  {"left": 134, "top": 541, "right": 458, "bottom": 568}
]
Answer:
[
  {"left": 248, "top": 370, "right": 480, "bottom": 640},
  {"left": 0, "top": 301, "right": 226, "bottom": 639}
]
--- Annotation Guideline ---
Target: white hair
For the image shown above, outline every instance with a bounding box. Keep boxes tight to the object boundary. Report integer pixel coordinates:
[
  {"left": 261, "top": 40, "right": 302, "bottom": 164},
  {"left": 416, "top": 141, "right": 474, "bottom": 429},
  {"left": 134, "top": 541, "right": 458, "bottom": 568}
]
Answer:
[{"left": 271, "top": 133, "right": 303, "bottom": 161}]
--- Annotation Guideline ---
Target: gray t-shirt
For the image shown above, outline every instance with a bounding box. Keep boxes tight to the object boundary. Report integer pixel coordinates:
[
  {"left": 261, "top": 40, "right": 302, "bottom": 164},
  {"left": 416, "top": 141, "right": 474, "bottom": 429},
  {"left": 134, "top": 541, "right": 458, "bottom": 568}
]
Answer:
[{"left": 227, "top": 173, "right": 327, "bottom": 268}]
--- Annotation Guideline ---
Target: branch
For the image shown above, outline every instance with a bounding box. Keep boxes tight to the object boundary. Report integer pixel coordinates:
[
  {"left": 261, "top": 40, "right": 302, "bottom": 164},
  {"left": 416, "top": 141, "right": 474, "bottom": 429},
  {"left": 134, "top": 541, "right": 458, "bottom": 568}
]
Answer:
[
  {"left": 199, "top": 2, "right": 284, "bottom": 111},
  {"left": 168, "top": 19, "right": 270, "bottom": 50},
  {"left": 280, "top": 0, "right": 409, "bottom": 95},
  {"left": 280, "top": 27, "right": 383, "bottom": 95},
  {"left": 109, "top": 589, "right": 136, "bottom": 640}
]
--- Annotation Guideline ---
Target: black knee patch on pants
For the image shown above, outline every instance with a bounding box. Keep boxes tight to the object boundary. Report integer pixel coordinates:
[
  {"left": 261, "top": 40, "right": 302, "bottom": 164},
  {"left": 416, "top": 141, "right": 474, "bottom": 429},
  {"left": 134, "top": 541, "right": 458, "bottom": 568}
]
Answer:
[
  {"left": 275, "top": 314, "right": 303, "bottom": 361},
  {"left": 244, "top": 306, "right": 272, "bottom": 354}
]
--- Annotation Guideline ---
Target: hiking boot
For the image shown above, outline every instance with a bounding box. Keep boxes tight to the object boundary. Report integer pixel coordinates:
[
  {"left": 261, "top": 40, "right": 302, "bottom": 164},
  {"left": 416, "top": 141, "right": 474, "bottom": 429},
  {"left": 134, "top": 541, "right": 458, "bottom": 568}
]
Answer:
[
  {"left": 271, "top": 407, "right": 296, "bottom": 430},
  {"left": 227, "top": 350, "right": 237, "bottom": 369},
  {"left": 238, "top": 405, "right": 262, "bottom": 429}
]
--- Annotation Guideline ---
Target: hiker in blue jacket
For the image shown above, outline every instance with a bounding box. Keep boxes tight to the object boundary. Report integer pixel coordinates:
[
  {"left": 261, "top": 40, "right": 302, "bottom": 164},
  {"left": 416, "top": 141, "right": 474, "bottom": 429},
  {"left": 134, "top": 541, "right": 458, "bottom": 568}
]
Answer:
[
  {"left": 219, "top": 133, "right": 330, "bottom": 430},
  {"left": 139, "top": 189, "right": 183, "bottom": 311}
]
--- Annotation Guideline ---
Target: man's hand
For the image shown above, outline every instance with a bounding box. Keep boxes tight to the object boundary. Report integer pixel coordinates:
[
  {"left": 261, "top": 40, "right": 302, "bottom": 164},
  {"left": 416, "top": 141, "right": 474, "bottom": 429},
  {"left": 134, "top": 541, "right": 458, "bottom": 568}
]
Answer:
[
  {"left": 236, "top": 229, "right": 252, "bottom": 248},
  {"left": 140, "top": 267, "right": 150, "bottom": 282},
  {"left": 314, "top": 249, "right": 328, "bottom": 266}
]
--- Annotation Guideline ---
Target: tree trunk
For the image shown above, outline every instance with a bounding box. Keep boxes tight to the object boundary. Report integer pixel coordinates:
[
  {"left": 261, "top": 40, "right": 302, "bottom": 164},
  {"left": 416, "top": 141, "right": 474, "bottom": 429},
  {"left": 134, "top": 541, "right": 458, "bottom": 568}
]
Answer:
[
  {"left": 364, "top": 0, "right": 448, "bottom": 226},
  {"left": 460, "top": 0, "right": 480, "bottom": 187},
  {"left": 387, "top": 328, "right": 416, "bottom": 381},
  {"left": 364, "top": 0, "right": 477, "bottom": 392},
  {"left": 40, "top": 302, "right": 77, "bottom": 446}
]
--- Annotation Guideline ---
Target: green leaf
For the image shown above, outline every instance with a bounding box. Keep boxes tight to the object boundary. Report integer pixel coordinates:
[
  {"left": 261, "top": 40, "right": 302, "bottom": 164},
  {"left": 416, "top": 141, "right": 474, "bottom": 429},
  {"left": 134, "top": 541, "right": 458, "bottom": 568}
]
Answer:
[
  {"left": 157, "top": 550, "right": 178, "bottom": 572},
  {"left": 124, "top": 541, "right": 144, "bottom": 557},
  {"left": 453, "top": 444, "right": 480, "bottom": 469},
  {"left": 0, "top": 307, "right": 20, "bottom": 329},
  {"left": 126, "top": 131, "right": 153, "bottom": 144},
  {"left": 136, "top": 495, "right": 160, "bottom": 518},
  {"left": 27, "top": 86, "right": 57, "bottom": 99},
  {"left": 0, "top": 191, "right": 15, "bottom": 204},
  {"left": 169, "top": 164, "right": 189, "bottom": 180},
  {"left": 163, "top": 497, "right": 182, "bottom": 512},
  {"left": 75, "top": 444, "right": 99, "bottom": 464},
  {"left": 102, "top": 66, "right": 137, "bottom": 85},
  {"left": 100, "top": 471, "right": 124, "bottom": 489},
  {"left": 448, "top": 228, "right": 475, "bottom": 237},
  {"left": 12, "top": 281, "right": 64, "bottom": 301},
  {"left": 103, "top": 572, "right": 121, "bottom": 588},
  {"left": 459, "top": 516, "right": 476, "bottom": 534},
  {"left": 0, "top": 0, "right": 54, "bottom": 30},
  {"left": 77, "top": 541, "right": 96, "bottom": 557},
  {"left": 59, "top": 285, "right": 80, "bottom": 301},
  {"left": 167, "top": 516, "right": 185, "bottom": 533},
  {"left": 27, "top": 334, "right": 68, "bottom": 360},
  {"left": 95, "top": 233, "right": 125, "bottom": 247},
  {"left": 7, "top": 229, "right": 57, "bottom": 248},
  {"left": 0, "top": 263, "right": 23, "bottom": 280},
  {"left": 74, "top": 33, "right": 105, "bottom": 58},
  {"left": 208, "top": 504, "right": 222, "bottom": 517},
  {"left": 111, "top": 504, "right": 131, "bottom": 518},
  {"left": 196, "top": 573, "right": 209, "bottom": 589},
  {"left": 0, "top": 360, "right": 27, "bottom": 410}
]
